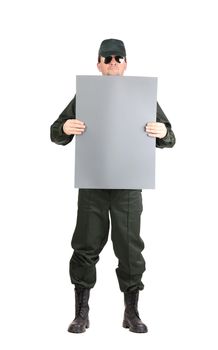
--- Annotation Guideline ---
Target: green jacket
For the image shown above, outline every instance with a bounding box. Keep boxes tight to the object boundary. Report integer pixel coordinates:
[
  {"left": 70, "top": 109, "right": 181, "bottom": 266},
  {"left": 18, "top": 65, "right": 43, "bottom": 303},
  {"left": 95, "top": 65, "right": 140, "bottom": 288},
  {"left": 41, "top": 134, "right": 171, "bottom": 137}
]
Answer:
[{"left": 50, "top": 95, "right": 176, "bottom": 148}]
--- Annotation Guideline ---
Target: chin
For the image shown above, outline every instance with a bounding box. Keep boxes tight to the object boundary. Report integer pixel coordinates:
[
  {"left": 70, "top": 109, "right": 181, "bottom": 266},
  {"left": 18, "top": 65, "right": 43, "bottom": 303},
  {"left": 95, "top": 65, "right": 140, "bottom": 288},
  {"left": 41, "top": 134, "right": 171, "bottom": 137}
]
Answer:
[{"left": 108, "top": 71, "right": 120, "bottom": 76}]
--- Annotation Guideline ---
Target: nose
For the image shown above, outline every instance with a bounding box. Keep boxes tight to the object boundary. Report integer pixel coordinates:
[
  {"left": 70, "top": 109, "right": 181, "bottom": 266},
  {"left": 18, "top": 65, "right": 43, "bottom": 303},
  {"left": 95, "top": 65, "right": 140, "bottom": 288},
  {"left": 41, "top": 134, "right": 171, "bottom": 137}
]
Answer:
[{"left": 110, "top": 56, "right": 117, "bottom": 65}]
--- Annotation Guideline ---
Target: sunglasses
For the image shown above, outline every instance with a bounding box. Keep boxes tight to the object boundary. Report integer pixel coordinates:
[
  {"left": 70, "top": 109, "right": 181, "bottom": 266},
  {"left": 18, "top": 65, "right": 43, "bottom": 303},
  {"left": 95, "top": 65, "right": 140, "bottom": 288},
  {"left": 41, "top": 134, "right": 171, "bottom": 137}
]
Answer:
[{"left": 103, "top": 55, "right": 125, "bottom": 64}]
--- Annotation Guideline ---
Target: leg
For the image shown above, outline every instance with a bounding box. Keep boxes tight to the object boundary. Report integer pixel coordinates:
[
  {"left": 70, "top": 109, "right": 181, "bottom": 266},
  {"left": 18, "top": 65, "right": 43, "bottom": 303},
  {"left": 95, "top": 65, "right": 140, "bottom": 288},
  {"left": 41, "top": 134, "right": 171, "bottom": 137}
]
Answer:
[
  {"left": 68, "top": 189, "right": 110, "bottom": 333},
  {"left": 70, "top": 189, "right": 110, "bottom": 289},
  {"left": 110, "top": 190, "right": 147, "bottom": 333},
  {"left": 110, "top": 189, "right": 145, "bottom": 292}
]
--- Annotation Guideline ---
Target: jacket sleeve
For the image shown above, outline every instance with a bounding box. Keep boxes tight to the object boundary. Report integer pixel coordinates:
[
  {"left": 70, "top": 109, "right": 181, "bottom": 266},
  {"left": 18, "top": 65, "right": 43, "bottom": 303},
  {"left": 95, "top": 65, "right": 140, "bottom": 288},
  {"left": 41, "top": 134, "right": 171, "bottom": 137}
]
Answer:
[
  {"left": 156, "top": 102, "right": 176, "bottom": 148},
  {"left": 50, "top": 95, "right": 76, "bottom": 145}
]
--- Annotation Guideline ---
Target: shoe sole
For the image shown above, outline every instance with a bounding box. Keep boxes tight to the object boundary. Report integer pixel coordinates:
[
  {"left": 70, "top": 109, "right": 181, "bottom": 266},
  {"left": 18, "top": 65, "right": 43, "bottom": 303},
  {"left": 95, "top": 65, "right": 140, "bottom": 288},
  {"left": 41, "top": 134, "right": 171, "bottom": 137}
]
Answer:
[
  {"left": 68, "top": 321, "right": 90, "bottom": 333},
  {"left": 123, "top": 320, "right": 148, "bottom": 333}
]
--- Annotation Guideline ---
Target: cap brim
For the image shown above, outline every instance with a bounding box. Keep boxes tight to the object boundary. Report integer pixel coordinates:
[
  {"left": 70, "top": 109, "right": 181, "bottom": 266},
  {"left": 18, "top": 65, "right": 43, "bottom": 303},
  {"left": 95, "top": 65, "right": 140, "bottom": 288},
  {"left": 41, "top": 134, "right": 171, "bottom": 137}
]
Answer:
[{"left": 100, "top": 50, "right": 125, "bottom": 57}]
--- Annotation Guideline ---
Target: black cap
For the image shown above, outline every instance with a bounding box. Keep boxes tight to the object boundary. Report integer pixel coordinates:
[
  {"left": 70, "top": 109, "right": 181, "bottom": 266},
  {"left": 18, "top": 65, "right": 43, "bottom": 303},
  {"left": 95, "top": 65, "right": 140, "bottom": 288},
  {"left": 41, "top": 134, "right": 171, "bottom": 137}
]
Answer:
[{"left": 98, "top": 38, "right": 126, "bottom": 58}]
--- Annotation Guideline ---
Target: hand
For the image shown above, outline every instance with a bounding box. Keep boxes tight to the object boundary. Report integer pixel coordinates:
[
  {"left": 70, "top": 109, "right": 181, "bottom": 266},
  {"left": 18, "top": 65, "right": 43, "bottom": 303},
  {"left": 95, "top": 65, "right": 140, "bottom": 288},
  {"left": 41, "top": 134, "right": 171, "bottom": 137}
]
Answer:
[
  {"left": 63, "top": 119, "right": 86, "bottom": 135},
  {"left": 144, "top": 122, "right": 167, "bottom": 139}
]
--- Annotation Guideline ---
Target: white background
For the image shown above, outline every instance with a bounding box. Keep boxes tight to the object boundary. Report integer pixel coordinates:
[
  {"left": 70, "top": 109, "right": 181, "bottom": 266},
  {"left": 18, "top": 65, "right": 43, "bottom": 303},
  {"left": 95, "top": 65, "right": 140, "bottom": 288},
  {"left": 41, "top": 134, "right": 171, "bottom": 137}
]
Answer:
[{"left": 0, "top": 0, "right": 218, "bottom": 349}]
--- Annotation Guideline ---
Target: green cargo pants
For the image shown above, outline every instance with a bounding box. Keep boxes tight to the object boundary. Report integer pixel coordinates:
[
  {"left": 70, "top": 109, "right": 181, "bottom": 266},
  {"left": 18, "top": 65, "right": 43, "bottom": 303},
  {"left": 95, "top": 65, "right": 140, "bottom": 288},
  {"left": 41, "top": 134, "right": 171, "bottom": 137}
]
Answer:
[{"left": 69, "top": 189, "right": 145, "bottom": 292}]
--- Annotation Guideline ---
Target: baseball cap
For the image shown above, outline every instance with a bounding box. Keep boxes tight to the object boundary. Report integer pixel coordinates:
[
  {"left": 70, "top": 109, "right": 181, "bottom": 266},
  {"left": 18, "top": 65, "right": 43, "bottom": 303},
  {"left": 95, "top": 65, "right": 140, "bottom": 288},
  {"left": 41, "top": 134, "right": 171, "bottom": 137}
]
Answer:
[{"left": 98, "top": 38, "right": 126, "bottom": 57}]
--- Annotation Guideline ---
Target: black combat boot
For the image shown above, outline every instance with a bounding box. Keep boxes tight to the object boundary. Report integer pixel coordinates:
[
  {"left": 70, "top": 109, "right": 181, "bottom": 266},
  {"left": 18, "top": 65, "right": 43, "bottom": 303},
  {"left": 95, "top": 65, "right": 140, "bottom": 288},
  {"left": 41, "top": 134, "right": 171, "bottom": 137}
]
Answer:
[
  {"left": 123, "top": 290, "right": 148, "bottom": 333},
  {"left": 68, "top": 286, "right": 90, "bottom": 333}
]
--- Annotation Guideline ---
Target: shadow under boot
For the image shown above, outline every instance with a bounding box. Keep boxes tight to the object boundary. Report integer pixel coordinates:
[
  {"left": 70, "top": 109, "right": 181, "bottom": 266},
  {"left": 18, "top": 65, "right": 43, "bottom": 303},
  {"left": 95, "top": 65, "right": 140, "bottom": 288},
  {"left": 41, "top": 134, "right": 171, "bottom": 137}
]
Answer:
[
  {"left": 123, "top": 290, "right": 148, "bottom": 333},
  {"left": 68, "top": 287, "right": 90, "bottom": 333}
]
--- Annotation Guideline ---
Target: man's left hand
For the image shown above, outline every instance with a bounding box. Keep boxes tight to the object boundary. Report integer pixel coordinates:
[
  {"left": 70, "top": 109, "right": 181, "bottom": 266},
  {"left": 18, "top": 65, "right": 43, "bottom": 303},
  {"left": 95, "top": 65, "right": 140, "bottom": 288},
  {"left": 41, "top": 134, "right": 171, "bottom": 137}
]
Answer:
[{"left": 144, "top": 122, "right": 167, "bottom": 139}]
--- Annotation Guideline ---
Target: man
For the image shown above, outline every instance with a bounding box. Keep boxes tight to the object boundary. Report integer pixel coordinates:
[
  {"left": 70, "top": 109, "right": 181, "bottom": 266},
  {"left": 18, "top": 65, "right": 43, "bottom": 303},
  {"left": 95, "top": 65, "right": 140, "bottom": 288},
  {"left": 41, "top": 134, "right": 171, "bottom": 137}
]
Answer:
[{"left": 50, "top": 38, "right": 176, "bottom": 334}]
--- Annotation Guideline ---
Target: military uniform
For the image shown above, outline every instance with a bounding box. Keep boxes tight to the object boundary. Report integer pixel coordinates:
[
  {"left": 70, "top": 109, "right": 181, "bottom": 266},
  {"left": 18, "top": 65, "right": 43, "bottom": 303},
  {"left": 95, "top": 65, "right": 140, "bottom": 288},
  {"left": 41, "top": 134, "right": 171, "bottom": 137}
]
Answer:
[{"left": 50, "top": 96, "right": 176, "bottom": 292}]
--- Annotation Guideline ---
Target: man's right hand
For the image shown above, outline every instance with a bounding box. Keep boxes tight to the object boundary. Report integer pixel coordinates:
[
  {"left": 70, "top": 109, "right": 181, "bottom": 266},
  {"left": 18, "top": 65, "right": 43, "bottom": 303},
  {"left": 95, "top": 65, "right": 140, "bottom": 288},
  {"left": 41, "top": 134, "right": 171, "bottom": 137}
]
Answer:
[{"left": 63, "top": 119, "right": 86, "bottom": 135}]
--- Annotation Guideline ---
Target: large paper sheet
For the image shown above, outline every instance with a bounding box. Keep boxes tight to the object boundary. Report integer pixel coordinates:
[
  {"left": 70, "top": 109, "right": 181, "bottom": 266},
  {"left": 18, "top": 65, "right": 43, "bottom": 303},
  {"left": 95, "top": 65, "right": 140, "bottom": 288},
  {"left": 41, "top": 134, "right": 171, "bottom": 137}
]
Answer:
[{"left": 75, "top": 75, "right": 157, "bottom": 189}]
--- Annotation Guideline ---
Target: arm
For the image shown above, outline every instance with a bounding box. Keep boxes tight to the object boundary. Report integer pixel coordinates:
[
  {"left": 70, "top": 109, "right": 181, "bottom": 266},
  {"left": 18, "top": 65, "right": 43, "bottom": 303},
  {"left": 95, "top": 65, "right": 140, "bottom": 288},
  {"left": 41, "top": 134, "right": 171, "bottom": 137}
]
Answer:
[
  {"left": 155, "top": 103, "right": 176, "bottom": 148},
  {"left": 145, "top": 102, "right": 176, "bottom": 149},
  {"left": 50, "top": 95, "right": 76, "bottom": 146}
]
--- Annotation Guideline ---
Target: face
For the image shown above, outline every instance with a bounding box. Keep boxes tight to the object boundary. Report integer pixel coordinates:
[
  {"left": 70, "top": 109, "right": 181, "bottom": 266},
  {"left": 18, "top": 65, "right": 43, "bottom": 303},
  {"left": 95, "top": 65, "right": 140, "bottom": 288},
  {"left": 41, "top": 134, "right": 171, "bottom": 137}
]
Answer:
[{"left": 97, "top": 55, "right": 127, "bottom": 76}]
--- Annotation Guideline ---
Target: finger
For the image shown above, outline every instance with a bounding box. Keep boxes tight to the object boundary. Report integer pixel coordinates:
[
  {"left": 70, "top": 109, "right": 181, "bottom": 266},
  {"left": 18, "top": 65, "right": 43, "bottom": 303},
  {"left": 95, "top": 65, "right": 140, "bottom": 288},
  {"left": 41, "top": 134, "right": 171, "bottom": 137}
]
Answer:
[
  {"left": 145, "top": 127, "right": 159, "bottom": 133},
  {"left": 148, "top": 122, "right": 162, "bottom": 126},
  {"left": 146, "top": 130, "right": 162, "bottom": 136},
  {"left": 146, "top": 122, "right": 157, "bottom": 127},
  {"left": 146, "top": 125, "right": 163, "bottom": 133},
  {"left": 67, "top": 121, "right": 85, "bottom": 128},
  {"left": 68, "top": 125, "right": 85, "bottom": 131},
  {"left": 74, "top": 119, "right": 86, "bottom": 124},
  {"left": 146, "top": 122, "right": 164, "bottom": 130},
  {"left": 147, "top": 133, "right": 157, "bottom": 138},
  {"left": 75, "top": 125, "right": 86, "bottom": 130},
  {"left": 69, "top": 122, "right": 86, "bottom": 128},
  {"left": 69, "top": 128, "right": 85, "bottom": 133},
  {"left": 72, "top": 129, "right": 85, "bottom": 134}
]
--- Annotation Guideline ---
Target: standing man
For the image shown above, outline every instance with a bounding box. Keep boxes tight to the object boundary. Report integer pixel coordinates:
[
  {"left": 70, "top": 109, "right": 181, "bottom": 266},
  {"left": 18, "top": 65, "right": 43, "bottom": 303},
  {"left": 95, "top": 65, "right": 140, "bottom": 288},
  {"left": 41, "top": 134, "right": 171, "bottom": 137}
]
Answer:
[{"left": 50, "top": 38, "right": 176, "bottom": 334}]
